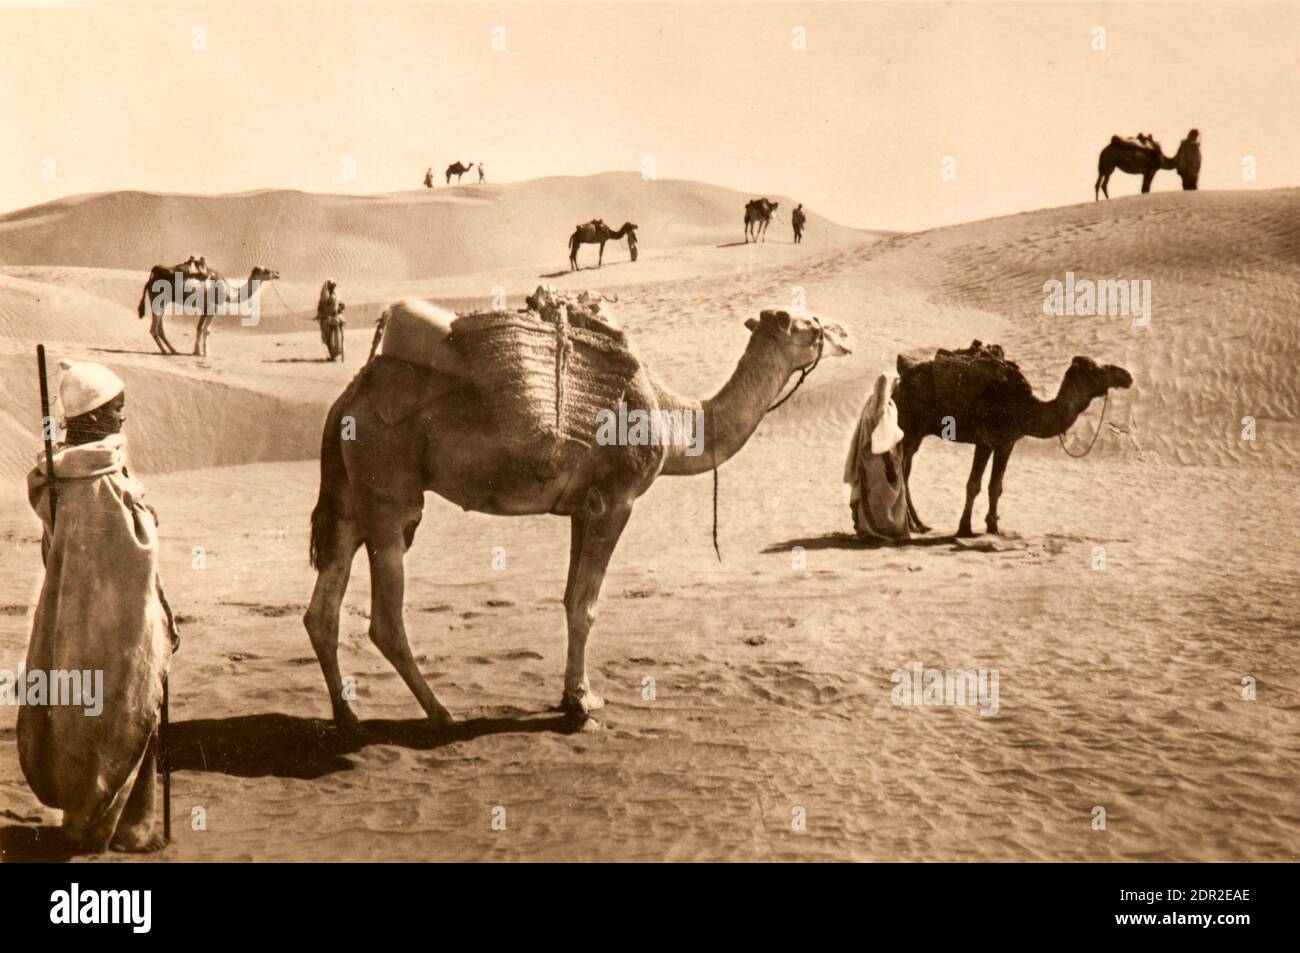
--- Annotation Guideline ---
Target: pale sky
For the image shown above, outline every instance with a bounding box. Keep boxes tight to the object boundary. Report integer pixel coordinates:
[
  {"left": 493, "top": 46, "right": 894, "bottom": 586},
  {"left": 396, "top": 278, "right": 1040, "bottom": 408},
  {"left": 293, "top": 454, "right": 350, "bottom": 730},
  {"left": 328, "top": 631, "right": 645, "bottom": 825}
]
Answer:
[{"left": 2, "top": 1, "right": 1296, "bottom": 230}]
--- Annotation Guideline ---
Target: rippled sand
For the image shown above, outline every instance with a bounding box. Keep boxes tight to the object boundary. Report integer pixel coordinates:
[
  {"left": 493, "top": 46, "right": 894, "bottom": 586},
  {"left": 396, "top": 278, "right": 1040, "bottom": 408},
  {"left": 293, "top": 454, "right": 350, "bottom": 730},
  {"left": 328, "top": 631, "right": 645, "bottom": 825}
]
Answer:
[{"left": 1, "top": 184, "right": 1296, "bottom": 861}]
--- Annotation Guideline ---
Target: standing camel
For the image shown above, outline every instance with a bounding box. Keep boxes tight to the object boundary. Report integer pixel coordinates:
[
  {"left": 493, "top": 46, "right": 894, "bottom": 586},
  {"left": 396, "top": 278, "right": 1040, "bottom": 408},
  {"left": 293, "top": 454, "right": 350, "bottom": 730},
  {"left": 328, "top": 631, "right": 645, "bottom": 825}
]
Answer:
[
  {"left": 744, "top": 198, "right": 778, "bottom": 242},
  {"left": 303, "top": 304, "right": 851, "bottom": 727},
  {"left": 894, "top": 348, "right": 1132, "bottom": 536},
  {"left": 193, "top": 266, "right": 280, "bottom": 357},
  {"left": 1094, "top": 133, "right": 1177, "bottom": 200},
  {"left": 137, "top": 256, "right": 211, "bottom": 354},
  {"left": 445, "top": 161, "right": 473, "bottom": 184},
  {"left": 568, "top": 220, "right": 638, "bottom": 270}
]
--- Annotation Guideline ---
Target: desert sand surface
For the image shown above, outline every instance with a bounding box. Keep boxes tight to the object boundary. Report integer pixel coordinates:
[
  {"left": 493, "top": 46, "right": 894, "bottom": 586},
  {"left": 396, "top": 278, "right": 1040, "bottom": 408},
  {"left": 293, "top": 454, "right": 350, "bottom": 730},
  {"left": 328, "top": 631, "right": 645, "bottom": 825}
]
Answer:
[{"left": 0, "top": 176, "right": 1296, "bottom": 861}]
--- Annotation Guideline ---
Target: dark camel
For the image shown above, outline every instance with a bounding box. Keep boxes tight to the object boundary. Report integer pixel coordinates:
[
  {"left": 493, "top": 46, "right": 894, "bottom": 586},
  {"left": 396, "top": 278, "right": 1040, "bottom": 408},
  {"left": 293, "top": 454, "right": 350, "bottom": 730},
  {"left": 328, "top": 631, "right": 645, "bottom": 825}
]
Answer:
[
  {"left": 744, "top": 198, "right": 778, "bottom": 242},
  {"left": 894, "top": 349, "right": 1133, "bottom": 536},
  {"left": 568, "top": 220, "right": 638, "bottom": 270},
  {"left": 302, "top": 305, "right": 851, "bottom": 728},
  {"left": 1095, "top": 133, "right": 1177, "bottom": 200},
  {"left": 445, "top": 161, "right": 473, "bottom": 185}
]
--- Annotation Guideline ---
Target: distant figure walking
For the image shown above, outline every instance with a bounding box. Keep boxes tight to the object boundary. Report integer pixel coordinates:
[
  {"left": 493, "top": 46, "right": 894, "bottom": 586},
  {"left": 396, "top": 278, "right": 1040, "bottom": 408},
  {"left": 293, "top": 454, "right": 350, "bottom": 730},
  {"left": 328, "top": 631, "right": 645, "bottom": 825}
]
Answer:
[
  {"left": 477, "top": 162, "right": 486, "bottom": 183},
  {"left": 744, "top": 198, "right": 778, "bottom": 243},
  {"left": 1174, "top": 129, "right": 1201, "bottom": 190},
  {"left": 792, "top": 203, "right": 807, "bottom": 243},
  {"left": 316, "top": 279, "right": 346, "bottom": 362},
  {"left": 423, "top": 168, "right": 434, "bottom": 189},
  {"left": 1094, "top": 132, "right": 1177, "bottom": 200},
  {"left": 446, "top": 160, "right": 472, "bottom": 185}
]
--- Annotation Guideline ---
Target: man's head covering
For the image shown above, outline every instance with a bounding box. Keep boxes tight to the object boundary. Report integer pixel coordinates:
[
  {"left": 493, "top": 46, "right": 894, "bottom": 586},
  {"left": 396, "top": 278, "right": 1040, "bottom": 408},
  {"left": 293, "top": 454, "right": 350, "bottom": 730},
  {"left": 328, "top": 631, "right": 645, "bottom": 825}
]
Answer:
[{"left": 58, "top": 359, "right": 125, "bottom": 420}]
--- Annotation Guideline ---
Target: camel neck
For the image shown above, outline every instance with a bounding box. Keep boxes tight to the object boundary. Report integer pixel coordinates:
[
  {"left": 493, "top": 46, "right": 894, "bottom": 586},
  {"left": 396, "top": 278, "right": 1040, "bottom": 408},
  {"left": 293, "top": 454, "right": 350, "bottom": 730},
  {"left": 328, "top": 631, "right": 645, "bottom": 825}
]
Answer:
[
  {"left": 1025, "top": 373, "right": 1092, "bottom": 439},
  {"left": 658, "top": 335, "right": 795, "bottom": 476}
]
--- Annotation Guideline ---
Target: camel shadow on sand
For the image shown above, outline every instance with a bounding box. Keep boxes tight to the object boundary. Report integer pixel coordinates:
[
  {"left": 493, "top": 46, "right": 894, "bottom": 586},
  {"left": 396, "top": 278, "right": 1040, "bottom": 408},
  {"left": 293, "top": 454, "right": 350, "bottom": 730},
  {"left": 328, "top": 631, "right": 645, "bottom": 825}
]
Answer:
[
  {"left": 765, "top": 531, "right": 966, "bottom": 553},
  {"left": 0, "top": 823, "right": 77, "bottom": 862},
  {"left": 167, "top": 709, "right": 583, "bottom": 781}
]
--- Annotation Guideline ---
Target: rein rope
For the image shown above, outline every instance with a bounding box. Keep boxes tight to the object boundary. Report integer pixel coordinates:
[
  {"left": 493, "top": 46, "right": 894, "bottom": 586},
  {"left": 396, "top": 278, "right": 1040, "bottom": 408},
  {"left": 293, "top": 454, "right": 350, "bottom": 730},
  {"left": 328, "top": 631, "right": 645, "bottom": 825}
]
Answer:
[
  {"left": 1058, "top": 390, "right": 1110, "bottom": 458},
  {"left": 269, "top": 282, "right": 310, "bottom": 323},
  {"left": 712, "top": 320, "right": 826, "bottom": 561}
]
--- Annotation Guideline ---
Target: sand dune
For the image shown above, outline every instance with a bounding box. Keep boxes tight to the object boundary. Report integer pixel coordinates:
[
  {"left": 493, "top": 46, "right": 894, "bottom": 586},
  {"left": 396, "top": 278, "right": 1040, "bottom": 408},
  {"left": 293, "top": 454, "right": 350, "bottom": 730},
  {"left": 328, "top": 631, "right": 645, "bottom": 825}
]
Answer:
[
  {"left": 0, "top": 173, "right": 866, "bottom": 283},
  {"left": 0, "top": 180, "right": 1296, "bottom": 861}
]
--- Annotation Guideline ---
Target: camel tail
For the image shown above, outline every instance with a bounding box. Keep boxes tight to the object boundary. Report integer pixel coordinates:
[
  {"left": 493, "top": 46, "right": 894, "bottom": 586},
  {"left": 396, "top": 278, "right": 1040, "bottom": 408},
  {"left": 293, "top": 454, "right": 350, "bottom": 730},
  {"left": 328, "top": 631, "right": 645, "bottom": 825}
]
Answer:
[
  {"left": 138, "top": 282, "right": 149, "bottom": 319},
  {"left": 309, "top": 398, "right": 349, "bottom": 570}
]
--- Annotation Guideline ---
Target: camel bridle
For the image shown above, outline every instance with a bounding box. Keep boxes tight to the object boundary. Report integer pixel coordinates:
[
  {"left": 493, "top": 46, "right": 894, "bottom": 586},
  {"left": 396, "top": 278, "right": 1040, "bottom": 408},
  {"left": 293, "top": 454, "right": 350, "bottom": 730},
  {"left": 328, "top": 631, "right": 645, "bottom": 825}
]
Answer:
[
  {"left": 766, "top": 318, "right": 826, "bottom": 412},
  {"left": 1058, "top": 389, "right": 1110, "bottom": 458}
]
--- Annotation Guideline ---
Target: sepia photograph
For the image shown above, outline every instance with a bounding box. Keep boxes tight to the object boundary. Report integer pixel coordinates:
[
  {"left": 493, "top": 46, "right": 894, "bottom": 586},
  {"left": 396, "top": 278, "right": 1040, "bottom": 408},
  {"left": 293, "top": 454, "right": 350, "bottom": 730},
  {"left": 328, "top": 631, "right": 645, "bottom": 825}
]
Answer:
[{"left": 0, "top": 0, "right": 1294, "bottom": 898}]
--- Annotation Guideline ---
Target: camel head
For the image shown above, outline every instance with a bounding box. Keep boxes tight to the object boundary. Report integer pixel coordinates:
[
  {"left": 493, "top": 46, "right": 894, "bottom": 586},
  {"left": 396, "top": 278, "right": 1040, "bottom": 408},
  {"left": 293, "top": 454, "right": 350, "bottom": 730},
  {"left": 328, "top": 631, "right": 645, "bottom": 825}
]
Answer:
[
  {"left": 250, "top": 266, "right": 280, "bottom": 283},
  {"left": 744, "top": 310, "right": 852, "bottom": 370},
  {"left": 1065, "top": 355, "right": 1133, "bottom": 400}
]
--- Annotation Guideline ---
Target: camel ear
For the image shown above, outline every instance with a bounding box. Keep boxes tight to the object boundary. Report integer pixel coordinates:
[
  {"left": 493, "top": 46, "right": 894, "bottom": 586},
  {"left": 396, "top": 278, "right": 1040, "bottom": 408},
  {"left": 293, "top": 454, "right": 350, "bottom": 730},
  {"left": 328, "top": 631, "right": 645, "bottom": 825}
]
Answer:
[{"left": 759, "top": 309, "right": 792, "bottom": 332}]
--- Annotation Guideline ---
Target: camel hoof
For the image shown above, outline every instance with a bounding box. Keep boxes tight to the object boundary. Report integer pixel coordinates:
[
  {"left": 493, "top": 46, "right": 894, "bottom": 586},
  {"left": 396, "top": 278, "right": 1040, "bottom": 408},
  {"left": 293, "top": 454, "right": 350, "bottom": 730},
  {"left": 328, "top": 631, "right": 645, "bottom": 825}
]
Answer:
[
  {"left": 985, "top": 521, "right": 1001, "bottom": 536},
  {"left": 560, "top": 688, "right": 605, "bottom": 716},
  {"left": 333, "top": 704, "right": 362, "bottom": 736},
  {"left": 956, "top": 524, "right": 976, "bottom": 539},
  {"left": 427, "top": 705, "right": 455, "bottom": 728}
]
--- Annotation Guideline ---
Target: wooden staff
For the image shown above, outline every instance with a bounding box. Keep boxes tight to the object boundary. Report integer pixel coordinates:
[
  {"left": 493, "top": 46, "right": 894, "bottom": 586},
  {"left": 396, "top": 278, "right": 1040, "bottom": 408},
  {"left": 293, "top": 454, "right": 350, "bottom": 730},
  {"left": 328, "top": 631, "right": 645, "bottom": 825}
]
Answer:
[
  {"left": 161, "top": 676, "right": 170, "bottom": 843},
  {"left": 36, "top": 345, "right": 57, "bottom": 525}
]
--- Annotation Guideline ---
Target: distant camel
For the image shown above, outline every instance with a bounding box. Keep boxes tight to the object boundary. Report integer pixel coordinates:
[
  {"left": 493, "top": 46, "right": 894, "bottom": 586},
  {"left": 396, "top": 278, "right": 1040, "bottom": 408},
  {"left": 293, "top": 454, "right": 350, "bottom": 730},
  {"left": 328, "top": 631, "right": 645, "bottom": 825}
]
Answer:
[
  {"left": 446, "top": 161, "right": 473, "bottom": 185},
  {"left": 1173, "top": 129, "right": 1201, "bottom": 190},
  {"left": 1095, "top": 133, "right": 1176, "bottom": 200},
  {"left": 303, "top": 301, "right": 852, "bottom": 727},
  {"left": 137, "top": 256, "right": 211, "bottom": 354},
  {"left": 568, "top": 220, "right": 638, "bottom": 270},
  {"left": 744, "top": 198, "right": 778, "bottom": 243},
  {"left": 894, "top": 346, "right": 1132, "bottom": 536}
]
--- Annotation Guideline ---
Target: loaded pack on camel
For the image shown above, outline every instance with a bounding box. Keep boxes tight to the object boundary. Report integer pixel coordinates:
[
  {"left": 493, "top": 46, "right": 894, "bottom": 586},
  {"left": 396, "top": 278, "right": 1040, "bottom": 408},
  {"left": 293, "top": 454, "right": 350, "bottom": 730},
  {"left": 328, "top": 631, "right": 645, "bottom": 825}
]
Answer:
[{"left": 368, "top": 287, "right": 638, "bottom": 481}]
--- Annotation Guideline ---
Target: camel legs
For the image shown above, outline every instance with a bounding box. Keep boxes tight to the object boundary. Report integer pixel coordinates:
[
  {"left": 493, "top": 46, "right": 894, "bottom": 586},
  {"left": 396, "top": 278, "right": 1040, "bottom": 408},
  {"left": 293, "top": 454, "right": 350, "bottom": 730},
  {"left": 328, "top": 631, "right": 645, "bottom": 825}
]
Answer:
[
  {"left": 957, "top": 444, "right": 993, "bottom": 537},
  {"left": 193, "top": 311, "right": 215, "bottom": 356},
  {"left": 1140, "top": 169, "right": 1155, "bottom": 194},
  {"left": 366, "top": 525, "right": 453, "bottom": 726},
  {"left": 1096, "top": 168, "right": 1112, "bottom": 200},
  {"left": 304, "top": 516, "right": 365, "bottom": 729},
  {"left": 985, "top": 442, "right": 1014, "bottom": 534},
  {"left": 151, "top": 311, "right": 179, "bottom": 355},
  {"left": 597, "top": 240, "right": 606, "bottom": 268},
  {"left": 900, "top": 434, "right": 930, "bottom": 533},
  {"left": 560, "top": 500, "right": 632, "bottom": 715}
]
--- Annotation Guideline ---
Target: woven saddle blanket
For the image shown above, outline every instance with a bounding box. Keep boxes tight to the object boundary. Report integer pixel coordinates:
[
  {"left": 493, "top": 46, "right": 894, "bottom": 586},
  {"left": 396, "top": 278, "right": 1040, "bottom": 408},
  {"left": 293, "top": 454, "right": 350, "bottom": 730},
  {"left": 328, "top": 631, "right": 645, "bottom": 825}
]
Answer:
[
  {"left": 448, "top": 287, "right": 640, "bottom": 471},
  {"left": 932, "top": 340, "right": 1030, "bottom": 404}
]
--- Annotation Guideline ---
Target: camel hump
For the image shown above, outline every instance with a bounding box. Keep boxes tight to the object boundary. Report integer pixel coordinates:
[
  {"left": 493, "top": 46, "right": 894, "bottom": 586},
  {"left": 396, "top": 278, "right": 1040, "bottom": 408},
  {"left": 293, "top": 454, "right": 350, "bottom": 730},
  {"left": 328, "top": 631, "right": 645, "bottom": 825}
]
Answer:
[
  {"left": 932, "top": 340, "right": 1030, "bottom": 402},
  {"left": 375, "top": 298, "right": 467, "bottom": 377}
]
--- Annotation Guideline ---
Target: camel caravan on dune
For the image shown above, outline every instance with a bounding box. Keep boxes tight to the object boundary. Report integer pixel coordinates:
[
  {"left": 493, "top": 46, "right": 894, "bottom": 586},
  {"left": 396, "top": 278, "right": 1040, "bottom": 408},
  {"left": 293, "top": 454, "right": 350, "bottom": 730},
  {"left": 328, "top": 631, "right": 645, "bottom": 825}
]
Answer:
[{"left": 1095, "top": 129, "right": 1201, "bottom": 199}]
